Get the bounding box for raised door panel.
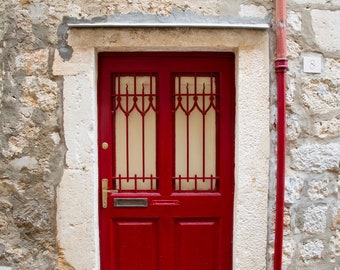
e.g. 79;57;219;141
111;219;159;270
174;219;219;270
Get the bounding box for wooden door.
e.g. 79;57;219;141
98;52;235;270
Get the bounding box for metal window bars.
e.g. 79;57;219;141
111;72;220;193
112;73;158;192
173;73;219;192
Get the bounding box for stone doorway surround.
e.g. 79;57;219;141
53;27;270;269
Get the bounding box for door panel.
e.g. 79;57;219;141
174;219;219;270
98;52;235;270
112;219;159;270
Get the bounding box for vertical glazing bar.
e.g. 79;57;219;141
115;75;121;189
133;74;139;181
194;174;198;191
148;74;153;189
214;74;220;188
118;174;122;191
151;75;155;190
134;174;137;191
211;74;217;188
202;79;206;179
125;77;130;179
179;174;182;191
142;78;145;178
185;77;190;179
150;174;153;190
175;74;188;191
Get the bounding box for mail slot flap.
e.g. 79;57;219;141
114;198;148;208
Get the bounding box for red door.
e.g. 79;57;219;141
98;52;235;270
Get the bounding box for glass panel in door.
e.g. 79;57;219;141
173;73;219;192
113;74;158;192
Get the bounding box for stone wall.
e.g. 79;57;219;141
279;0;340;269
0;0;339;269
0;1;65;269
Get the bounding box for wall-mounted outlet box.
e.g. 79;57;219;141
303;56;322;74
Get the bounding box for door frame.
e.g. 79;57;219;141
55;27;270;270
97;52;235;269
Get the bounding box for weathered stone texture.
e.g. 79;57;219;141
287;11;302;33
283;0;340;268
0;0;339;269
301;77;339;115
0;1;272;268
308;178;329;201
311;10;340;53
313;117;340;139
0;1;64;269
302;205;328;234
330;230;340;262
285;174;304;204
291;142;340;173
282;237;295;267
299;239;324;265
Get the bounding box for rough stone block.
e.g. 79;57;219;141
308;178;329;200
284;207;291;235
287;114;301;141
0;212;8;231
21;77;59;112
299;239;324;265
302;205;328;234
311;10;340;52
290;142;340;173
332;202;340;229
0;199;13;210
287;11;302;32
2;136;28;158
282;237;295;266
313;118;340;139
9;156;38;171
302;78;339;115
286;76;298;106
290;0;332;3
0;180;21;197
113;1;221;16
239;4;268;18
330;230;340;262
324;58;340;80
285;175;304;204
287;38;301;60
15;49;49;76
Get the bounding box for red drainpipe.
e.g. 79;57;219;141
274;0;288;270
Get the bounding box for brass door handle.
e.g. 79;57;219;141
101;179;118;208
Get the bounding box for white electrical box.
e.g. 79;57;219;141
303;56;322;74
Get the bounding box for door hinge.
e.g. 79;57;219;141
101;178;118;208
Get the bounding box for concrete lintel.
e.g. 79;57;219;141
67;22;269;29
65;9;270;30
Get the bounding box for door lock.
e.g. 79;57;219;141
101;142;109;150
101;178;118;208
